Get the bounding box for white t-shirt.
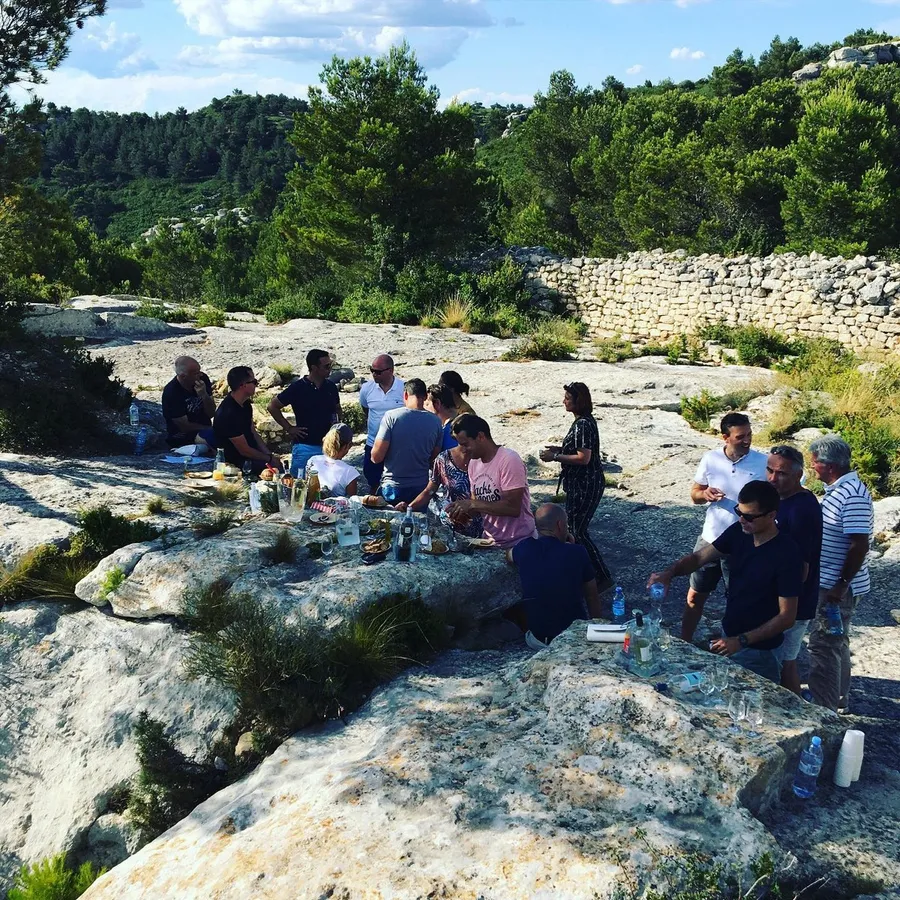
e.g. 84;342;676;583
306;455;359;496
820;471;873;595
359;377;405;447
693;447;768;543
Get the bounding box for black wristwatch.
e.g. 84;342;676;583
738;633;750;649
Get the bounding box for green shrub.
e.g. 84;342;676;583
697;321;795;368
776;337;856;391
264;277;345;323
144;497;168;515
336;287;419;325
0;545;63;603
340;402;367;434
394;260;460;312
68;506;159;562
192;511;236;538
835;414;900;497
270;363;295;382
264;293;321;323
7;853;105;900
134;301;191;323
762;393;835;442
195;306;226;328
127;712;225;841
595;337;635;364
99;566;126;600
501;318;581;361
680;390;720;431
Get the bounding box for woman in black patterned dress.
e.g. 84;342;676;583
540;382;613;591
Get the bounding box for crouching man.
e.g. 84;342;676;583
648;480;802;683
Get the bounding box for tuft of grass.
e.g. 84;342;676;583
0;544;93;604
680;390;719;432
595;336;635;364
759;392;835;443
68;506;159;562
99;566;126;600
192;511;236;538
439;291;473;330
194;306;226;328
501;318;582;362
340;402;367;435
697;321;796;368
145;496;168;515
264;529;297;565
271;363;295;383
7;853;106;900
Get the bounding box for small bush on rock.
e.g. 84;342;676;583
194;306;226;328
340;402;366;434
595;337;635;363
0;544;93;604
7;853;105;900
336;287;419;325
192;510;236;538
68;506;159;562
502;318;581;361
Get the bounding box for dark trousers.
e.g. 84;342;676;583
564;472;613;589
363;444;384;493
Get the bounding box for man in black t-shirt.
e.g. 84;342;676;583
214;366;283;475
649;480;802;683
161;356;216;448
267;348;341;477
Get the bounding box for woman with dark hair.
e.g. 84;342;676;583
438;370;475;416
540;382;613;591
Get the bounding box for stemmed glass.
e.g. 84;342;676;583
743;692;763;738
657;628;672;664
727;693;746;735
712;663;731;696
698;670;717;706
320;534;334;558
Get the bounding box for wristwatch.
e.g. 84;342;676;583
738;633;750;649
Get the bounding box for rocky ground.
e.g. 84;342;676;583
2;311;899;896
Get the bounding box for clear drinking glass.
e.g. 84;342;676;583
698;671;717;705
657;628;672;663
743;692;763;738
727;693;746;734
320;534;334;558
712;663;731;695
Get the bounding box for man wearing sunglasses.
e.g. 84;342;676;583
214;366;283;476
648;480;802;683
359;354;404;491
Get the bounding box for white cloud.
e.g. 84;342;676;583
117;49;160;73
626;64;644;74
10;67;310;113
670;46;705;60
447;87;533;107
86;21;140;53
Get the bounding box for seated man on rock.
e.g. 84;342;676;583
213;366;283;475
161;356;216;449
507;503;601;650
648;479;802;683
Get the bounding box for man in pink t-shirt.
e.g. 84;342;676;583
447;414;537;549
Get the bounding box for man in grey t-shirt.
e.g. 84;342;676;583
370;378;443;504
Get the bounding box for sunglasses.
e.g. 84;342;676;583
733;505;771;522
243;379;259;386
370;367;392;375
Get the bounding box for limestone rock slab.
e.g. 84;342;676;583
82;629;844;900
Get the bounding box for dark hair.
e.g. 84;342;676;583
405;378;427;399
427;383;455;410
720;412;750;435
227;366;253;391
564;382;593;416
439;370;469;396
452;413;492;442
738;479;780;514
769;445;804;472
306;348;330;370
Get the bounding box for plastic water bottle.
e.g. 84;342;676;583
612;586;626;624
792;736;824;798
129;402;140;426
825;604;844;636
134;425;149;455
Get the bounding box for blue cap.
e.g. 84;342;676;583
811;736;822;746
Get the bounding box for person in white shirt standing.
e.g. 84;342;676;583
358;354;404;493
682;412;768;641
808;435;874;713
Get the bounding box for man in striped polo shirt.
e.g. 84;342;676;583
808;435;874;713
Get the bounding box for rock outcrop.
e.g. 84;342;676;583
82;627;844;900
792;41;900;83
21;303;179;340
0;602;234;892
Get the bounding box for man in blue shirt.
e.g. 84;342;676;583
649;480;802;683
508;503;601;649
767;445;823;695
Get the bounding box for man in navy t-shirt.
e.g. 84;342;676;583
767;445;823;694
509;503;601;648
649;480;802;683
161;356;216;448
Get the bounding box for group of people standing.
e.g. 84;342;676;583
162;351;875;713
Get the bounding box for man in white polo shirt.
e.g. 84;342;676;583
681;412;768;641
359;354;404;492
808;434;874;713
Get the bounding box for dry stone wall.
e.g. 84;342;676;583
514;248;900;351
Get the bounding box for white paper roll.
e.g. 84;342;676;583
852;750;863;782
586;624;627;643
833;750;856;788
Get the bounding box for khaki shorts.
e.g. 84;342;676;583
689;536;731;594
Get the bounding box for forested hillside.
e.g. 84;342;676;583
35;92;307;239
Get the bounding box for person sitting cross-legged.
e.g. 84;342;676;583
648;479;802;684
507;503;601;650
213;366;283;476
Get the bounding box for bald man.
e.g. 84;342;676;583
161;356;216;448
359;353;405;491
507;503;602;649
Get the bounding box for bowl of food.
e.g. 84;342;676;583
309;512;337;525
362;536;391;554
423;538;449;555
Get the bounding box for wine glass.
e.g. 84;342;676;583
657;628;672;664
712;663;731;696
743;693;763;738
320;534;334;558
727;693;746;735
698;670;717;706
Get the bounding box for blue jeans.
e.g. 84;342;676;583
290;443;322;478
731;647;781;684
363;444;384;493
379;482;426;505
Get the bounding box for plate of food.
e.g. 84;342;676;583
422;538;449;555
309;512;337;525
467;537;496;549
362;537;391;554
185;471;212;480
362;495;388;509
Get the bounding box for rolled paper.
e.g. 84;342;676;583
833;749;855;788
586;624;626;643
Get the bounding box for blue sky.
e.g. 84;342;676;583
12;0;900;114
